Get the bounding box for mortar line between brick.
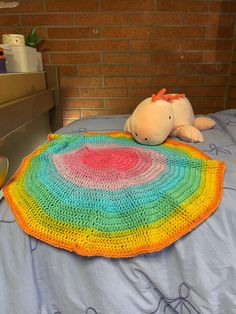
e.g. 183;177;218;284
43;0;46;12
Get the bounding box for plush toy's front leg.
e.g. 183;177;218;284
171;125;204;143
124;117;132;133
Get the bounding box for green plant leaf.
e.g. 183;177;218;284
25;27;43;47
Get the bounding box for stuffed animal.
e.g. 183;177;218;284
124;88;215;145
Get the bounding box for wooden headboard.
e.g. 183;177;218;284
0;65;63;180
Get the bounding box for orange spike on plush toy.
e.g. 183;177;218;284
164;93;185;101
151;88;166;102
151;88;185;102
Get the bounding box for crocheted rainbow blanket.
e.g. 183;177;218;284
4;131;225;258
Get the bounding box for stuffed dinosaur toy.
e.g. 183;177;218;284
124;88;215;145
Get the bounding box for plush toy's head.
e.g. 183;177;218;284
127;88;185;145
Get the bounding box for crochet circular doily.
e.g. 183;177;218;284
4;131;225;258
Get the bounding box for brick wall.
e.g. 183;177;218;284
226;22;236;109
1;0;236;126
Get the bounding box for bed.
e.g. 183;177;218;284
0;71;236;313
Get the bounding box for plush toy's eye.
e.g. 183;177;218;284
169;116;171;119
145;138;148;141
135;132;138;136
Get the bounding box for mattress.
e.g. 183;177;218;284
0;109;236;314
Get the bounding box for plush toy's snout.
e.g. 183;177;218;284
131;128;171;146
125;96;174;145
132;131;154;145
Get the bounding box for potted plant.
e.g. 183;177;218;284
24;27;42;48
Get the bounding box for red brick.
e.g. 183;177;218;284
50;53;101;64
206;26;234;38
0;27;16;38
39;40;82;52
59;66;78;76
63;99;104;109
204;76;227;86
129;77;206;90
155;26;205;38
175;76;205;87
231;64;236;74
150;76;205;89
130;39;181;50
79;64;128;76
128;13;182;25
228;87;236;98
183;86;225;97
80;88;128;98
102;27;154;39
209;1;236;13
41;40;129;52
22;14;74;26
48;27;100;39
232;51;236;62
74;39;129;51
226;98;236;109
0;15;20;26
103;53;151;64
156;0;209;12
61;77;102;87
203;51;232;63
0;1;44;13
76;14;129;26
42;53;50;65
101;0;154;11
191;97;224;108
183;14;235;26
180;64;229;74
104;77;152;87
159;80;184;90
46;0;99;12
61;87;80;98
64;109;81;119
130;64;178;75
229;75;236;86
181;39;232;51
153;52;203;63
192;105;224;114
130;88;160;98
190;97;225;113
104;99;139;111
81;108;132;118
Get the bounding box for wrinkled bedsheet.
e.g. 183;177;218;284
0;109;236;314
